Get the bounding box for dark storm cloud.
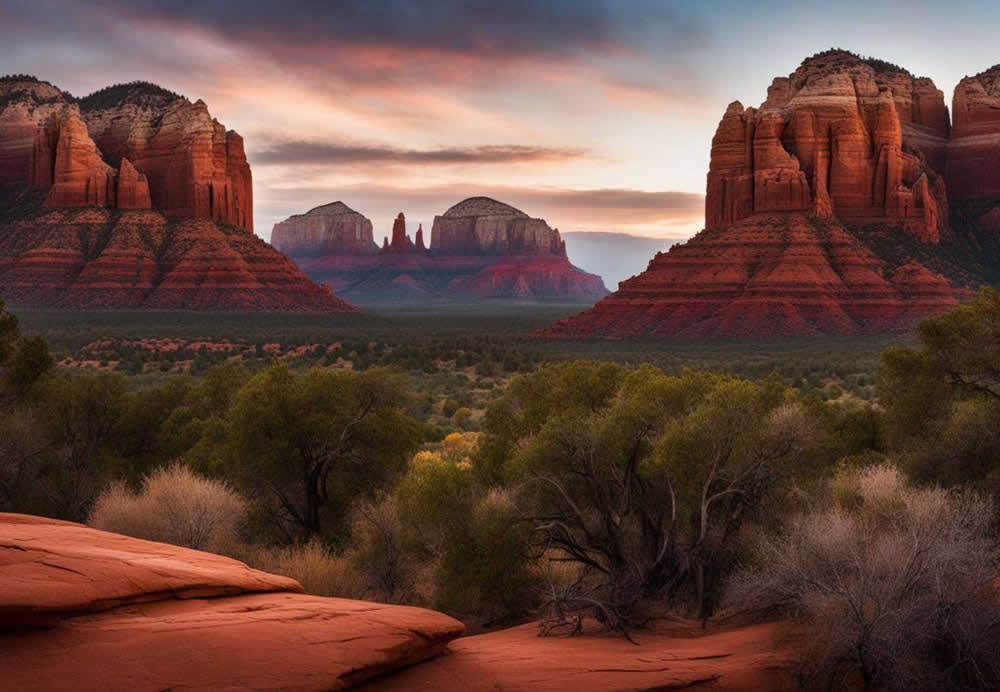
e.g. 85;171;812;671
83;0;702;62
252;140;589;166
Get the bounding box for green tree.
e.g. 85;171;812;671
226;363;422;542
484;363;822;631
879;287;1000;492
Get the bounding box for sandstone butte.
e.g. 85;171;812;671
271;197;608;301
541;50;1000;339
1;512;805;691
0;76;354;311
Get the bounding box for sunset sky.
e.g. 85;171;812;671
4;0;1000;244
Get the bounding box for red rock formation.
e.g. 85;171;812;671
385;211;417;253
948;65;1000;200
539;214;968;339
276;198;607;301
0;78;69;186
43;113;116;208
368;619;803;691
116;157;151;210
0;207;357;312
706;50;950;245
0;513;464;689
271;201;377;256
1;78;252;231
81;86;254;232
431;197;569;256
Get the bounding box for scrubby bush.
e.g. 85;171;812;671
239;540;361;598
89;464;247;553
727;464;1000;691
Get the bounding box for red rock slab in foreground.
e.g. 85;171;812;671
0;513;301;627
0;593;465;691
367;620;802;691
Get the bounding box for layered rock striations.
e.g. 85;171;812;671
541;214;967;338
1;77;252;232
541;51;988;339
274;197;607;301
0;76;353;311
271;201;377;256
706;50;950;245
0;206;356;311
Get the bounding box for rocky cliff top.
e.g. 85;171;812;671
78;81;188;112
0;75;71;109
295;201;365;218
442;196;528;218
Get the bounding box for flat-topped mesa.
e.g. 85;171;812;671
272;197;606;301
431;196;569;256
271;201;377;256
948;65;1000;200
0;77;253;232
706;50;950;244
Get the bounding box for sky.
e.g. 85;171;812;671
3;0;1000;244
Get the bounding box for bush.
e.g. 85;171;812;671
238;540;361;598
89;464;247;553
727;464;1000;691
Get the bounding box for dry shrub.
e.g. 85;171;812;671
89;464;246;553
727;464;1000;691
347;493;427;605
237;540;362;598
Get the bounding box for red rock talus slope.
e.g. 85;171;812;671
0;205;356;311
0;513;464;690
0;77;252;232
541;214;967;339
948;65;1000;201
276;197;607;301
368;620;802;691
707;50;950;245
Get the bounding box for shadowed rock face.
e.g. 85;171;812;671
1;77;252;233
706;50;950;245
272;197;607;301
0;513;465;689
948;65;1000;200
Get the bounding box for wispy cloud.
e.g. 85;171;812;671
252;141;590;166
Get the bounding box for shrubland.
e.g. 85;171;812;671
0;290;999;684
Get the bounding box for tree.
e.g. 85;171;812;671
483;363;821;633
879;288;1000;493
38;372;127;520
226;364;422;542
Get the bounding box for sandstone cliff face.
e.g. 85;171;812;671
0;206;355;312
0;78;252;232
948;65;1000;200
275;198;606;301
431;197;568;256
706;50;950;245
271;201;377;256
540;214;968;339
